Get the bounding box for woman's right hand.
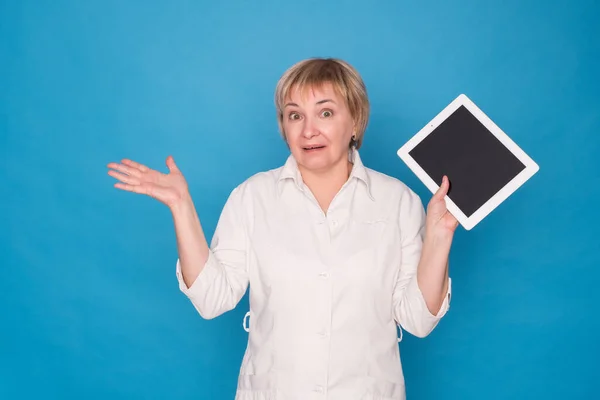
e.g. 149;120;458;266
107;155;190;210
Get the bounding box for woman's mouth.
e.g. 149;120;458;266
303;145;326;151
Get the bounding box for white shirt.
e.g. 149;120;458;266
176;149;451;400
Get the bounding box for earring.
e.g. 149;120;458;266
350;134;357;148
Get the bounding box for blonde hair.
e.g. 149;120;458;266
274;58;370;149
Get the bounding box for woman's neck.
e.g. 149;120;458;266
299;157;353;214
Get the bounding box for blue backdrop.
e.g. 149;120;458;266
2;0;598;398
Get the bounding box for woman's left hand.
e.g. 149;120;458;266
426;175;459;237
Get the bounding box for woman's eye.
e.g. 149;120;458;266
288;112;301;120
321;110;333;118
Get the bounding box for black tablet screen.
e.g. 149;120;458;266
408;105;526;217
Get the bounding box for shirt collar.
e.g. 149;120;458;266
277;153;305;192
277;148;374;201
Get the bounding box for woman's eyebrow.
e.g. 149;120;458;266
316;99;335;105
284;99;336;108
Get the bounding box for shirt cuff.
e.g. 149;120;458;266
409;276;452;320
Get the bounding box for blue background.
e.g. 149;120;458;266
2;0;599;398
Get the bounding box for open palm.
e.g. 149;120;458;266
107;156;189;209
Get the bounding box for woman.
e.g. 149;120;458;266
107;58;457;400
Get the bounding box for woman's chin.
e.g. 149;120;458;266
299;158;334;173
293;147;347;173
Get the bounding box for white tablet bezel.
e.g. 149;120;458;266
397;93;539;230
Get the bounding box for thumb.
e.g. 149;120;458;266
434;175;450;200
166;155;179;173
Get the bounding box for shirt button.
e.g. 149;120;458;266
319;271;329;278
314;385;324;393
331;219;338;226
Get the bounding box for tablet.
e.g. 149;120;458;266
397;94;539;230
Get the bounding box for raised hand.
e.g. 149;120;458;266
107;156;190;210
425;175;459;237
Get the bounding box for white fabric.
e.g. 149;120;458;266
176;150;451;400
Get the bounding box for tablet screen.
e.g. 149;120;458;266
408;105;526;217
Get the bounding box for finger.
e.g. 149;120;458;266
114;182;148;195
108;170;140;186
434;175;449;200
107;162;142;179
443;210;459;230
166;155;179;173
121;159;149;173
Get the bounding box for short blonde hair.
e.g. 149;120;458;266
274;58;370;149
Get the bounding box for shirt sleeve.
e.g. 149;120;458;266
392;186;451;338
175;186;249;320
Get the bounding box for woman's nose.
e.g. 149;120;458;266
301;117;319;138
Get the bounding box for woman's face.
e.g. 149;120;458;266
282;82;355;174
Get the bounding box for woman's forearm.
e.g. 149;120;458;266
170;193;210;288
417;231;452;315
